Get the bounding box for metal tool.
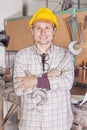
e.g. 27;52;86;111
67;15;76;41
31;50;71;106
31;89;48;106
79;92;87;107
0;30;9;47
25;71;48;106
68;41;82;55
82;65;87;81
57;49;71;70
67;15;83;55
61;0;74;10
77;22;82;43
84;15;87;29
2;104;17;125
0;31;9;88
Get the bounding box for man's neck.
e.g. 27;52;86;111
36;43;52;53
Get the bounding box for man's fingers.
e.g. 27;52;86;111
24;70;33;77
15;77;22;80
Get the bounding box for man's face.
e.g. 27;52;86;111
31;21;56;46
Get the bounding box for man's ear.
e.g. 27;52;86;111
53;28;57;35
31;28;34;35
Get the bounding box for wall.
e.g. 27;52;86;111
0;0;87;30
22;0;62;15
0;0;62;30
0;0;22;30
22;0;87;16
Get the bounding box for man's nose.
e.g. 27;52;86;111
41;28;46;35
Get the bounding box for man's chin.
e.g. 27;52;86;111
39;41;50;45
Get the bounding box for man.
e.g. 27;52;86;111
13;8;74;130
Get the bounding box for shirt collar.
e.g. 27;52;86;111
33;44;54;55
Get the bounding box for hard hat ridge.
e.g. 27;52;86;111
29;8;59;29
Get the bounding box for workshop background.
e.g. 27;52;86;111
0;0;87;130
0;0;87;30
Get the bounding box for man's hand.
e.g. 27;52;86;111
14;71;37;90
47;68;61;77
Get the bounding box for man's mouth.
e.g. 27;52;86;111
39;36;48;40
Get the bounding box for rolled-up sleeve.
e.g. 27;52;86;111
37;73;50;90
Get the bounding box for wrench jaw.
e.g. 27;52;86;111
31;89;48;106
68;41;82;55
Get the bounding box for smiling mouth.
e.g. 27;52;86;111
39;36;48;40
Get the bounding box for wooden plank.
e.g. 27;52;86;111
0;98;3;130
5;13;71;51
71;86;87;95
0;86;20;106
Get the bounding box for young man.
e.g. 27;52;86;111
13;8;74;130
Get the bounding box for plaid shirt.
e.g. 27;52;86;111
13;44;74;130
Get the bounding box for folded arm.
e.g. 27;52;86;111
13;51;74;96
48;52;75;91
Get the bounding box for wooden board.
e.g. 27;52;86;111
75;11;87;66
75;11;87;85
5;13;71;51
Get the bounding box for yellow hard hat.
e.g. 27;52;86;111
29;8;59;29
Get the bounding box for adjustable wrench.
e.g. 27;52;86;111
31;88;48;106
67;15;82;55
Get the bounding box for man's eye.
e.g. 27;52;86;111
46;26;52;30
35;27;41;30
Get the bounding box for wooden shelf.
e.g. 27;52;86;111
71;85;87;95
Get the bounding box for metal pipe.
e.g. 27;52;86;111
78;0;80;9
46;0;48;8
